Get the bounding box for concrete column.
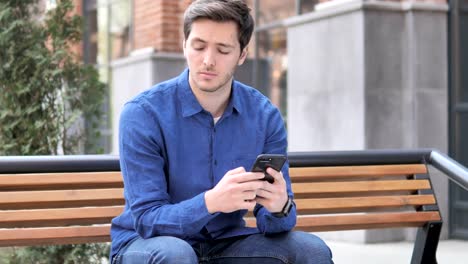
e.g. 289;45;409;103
110;49;187;153
286;0;448;242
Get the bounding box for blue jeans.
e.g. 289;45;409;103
112;231;333;264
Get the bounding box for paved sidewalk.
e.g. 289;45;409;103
326;239;467;263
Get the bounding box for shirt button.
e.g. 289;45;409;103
214;160;217;166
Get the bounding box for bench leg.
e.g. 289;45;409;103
411;221;442;264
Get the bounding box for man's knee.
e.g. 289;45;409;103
117;236;197;264
152;236;197;263
289;231;333;263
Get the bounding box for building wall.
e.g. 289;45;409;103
287;9;366;151
286;0;449;242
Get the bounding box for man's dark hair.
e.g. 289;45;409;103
183;0;254;52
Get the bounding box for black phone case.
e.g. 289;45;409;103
251;154;287;183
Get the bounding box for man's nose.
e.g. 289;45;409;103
203;50;216;67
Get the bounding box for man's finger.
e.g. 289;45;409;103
266;167;284;183
255;188;272;199
233;172;265;183
237;179;265;192
242;190;257;200
255;196;268;207
226;166;246;176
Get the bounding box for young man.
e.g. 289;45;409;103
110;0;333;263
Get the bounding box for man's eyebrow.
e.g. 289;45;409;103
191;37;234;49
192;37;206;44
217;43;235;49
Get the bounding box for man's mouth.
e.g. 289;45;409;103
199;71;217;78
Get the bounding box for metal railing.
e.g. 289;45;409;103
428;150;468;191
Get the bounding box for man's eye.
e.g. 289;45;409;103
219;50;230;55
193;46;204;51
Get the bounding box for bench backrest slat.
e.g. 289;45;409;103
0;206;124;228
0;226;111;247
295;195;436;214
292;180;431;195
0;189;124;210
0;172;123;191
289;164;427;180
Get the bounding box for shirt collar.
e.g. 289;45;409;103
177;68;243;118
177;69;203;117
224;80;243;116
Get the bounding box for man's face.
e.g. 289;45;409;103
183;19;247;94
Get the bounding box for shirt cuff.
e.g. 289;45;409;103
256;206;297;233
193;191;219;220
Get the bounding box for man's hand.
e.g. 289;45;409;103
205;167;265;214
255;167;288;213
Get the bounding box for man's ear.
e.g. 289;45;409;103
238;47;248;66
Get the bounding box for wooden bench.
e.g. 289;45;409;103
0;156;122;246
0;150;446;263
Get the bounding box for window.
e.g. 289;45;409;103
249;0;319;117
83;0;132;153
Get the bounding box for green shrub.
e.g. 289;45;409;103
0;0;105;155
4;244;110;264
0;0;108;262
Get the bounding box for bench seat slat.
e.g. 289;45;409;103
245;211;441;232
0;225;111;247
0;189;124;210
289;164;427;180
295;194;436;214
0;206;124;228
0;172;123;191
292;180;431;195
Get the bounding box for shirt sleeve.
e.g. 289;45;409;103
253;106;297;234
119;102;217;239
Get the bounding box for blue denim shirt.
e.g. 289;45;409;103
110;69;296;259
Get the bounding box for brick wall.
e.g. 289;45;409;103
131;0;447;53
133;0;192;52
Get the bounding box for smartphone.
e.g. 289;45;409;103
251;154;287;183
